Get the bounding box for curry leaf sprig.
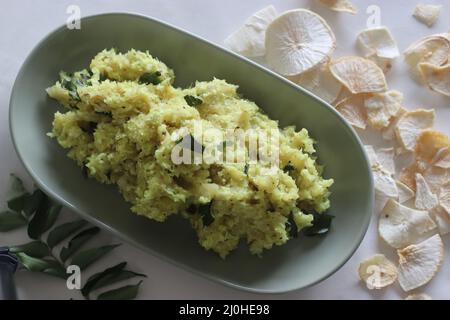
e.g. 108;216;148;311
0;174;146;300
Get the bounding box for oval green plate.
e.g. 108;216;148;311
9;13;373;293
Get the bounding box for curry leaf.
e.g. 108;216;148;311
81;262;127;297
6;174;29;212
70;244;121;270
47;220;87;248
82;262;146;298
199;202;214;227
0;211;27;231
138;71;161;85
59;226;100;262
303;213;335;237
9;241;49;258
1;175;145;299
15;252;51;271
95;111;112;117
16;253;66;279
99;73;107;82
23;189;45;217
7;194;30;213
27;196;61;239
286;213;298;239
96;281;143;300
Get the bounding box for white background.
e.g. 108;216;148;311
0;0;449;300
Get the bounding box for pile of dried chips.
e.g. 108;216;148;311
224;4;448;299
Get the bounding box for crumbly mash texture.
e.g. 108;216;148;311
47;49;334;258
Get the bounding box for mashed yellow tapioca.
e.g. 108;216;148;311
47;49;334;258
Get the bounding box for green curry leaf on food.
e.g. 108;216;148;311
303;213;335;237
199;202;214;227
59;226;100;262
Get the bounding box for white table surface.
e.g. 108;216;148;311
0;0;449;300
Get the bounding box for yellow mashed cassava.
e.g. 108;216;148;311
47;49;334;258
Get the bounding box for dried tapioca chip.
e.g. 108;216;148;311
379;199;436;249
358;254;397;289
413;4;442;27
398;234;444;292
395;109;435;152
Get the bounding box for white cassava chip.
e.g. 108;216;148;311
399;160;438;192
265;9;336;76
376;147;396;175
415;173;439;210
379;199;436;249
330;56;388;94
419;62;450;97
288;62;342;103
365;145;395;174
364;90;403;129
399;163;419;191
316;0;357;14
367;53;394;73
397;180;415;204
224;6;278;57
335;94;367;129
357;27;399;60
398;234;444;292
333;86;354;107
440;181;450;216
405;293;432;300
365;145;398;198
413;4;442;27
358;254;398;289
395;109;435;152
375;194;390;215
373;167;398;198
404;35;450;81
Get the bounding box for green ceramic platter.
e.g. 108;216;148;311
9;13;373;293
